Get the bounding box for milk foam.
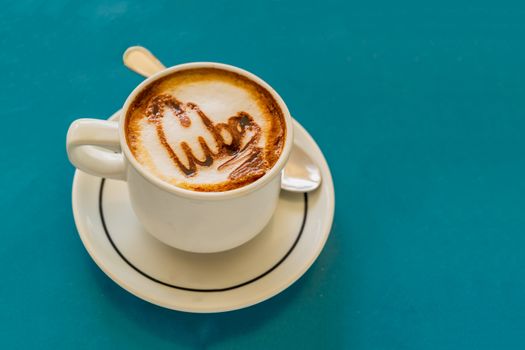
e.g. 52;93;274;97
128;72;282;190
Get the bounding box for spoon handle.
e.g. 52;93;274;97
123;46;166;78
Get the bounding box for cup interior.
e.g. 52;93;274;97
118;62;294;200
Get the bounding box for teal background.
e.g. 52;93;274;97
2;1;525;349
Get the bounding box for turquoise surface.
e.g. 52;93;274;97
2;1;525;349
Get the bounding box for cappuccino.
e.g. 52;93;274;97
126;68;286;192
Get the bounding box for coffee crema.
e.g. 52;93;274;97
126;68;286;192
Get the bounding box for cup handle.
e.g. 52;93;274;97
66;118;126;180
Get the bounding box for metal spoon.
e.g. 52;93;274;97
123;46;321;193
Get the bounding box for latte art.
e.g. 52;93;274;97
145;95;265;179
126;68;286;192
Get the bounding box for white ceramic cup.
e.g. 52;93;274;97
66;62;293;253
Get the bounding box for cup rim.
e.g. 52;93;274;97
118;62;294;200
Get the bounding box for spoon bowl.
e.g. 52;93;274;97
281;145;322;192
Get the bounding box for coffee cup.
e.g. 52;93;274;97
67;62;293;253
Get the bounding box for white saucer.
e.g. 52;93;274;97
72;112;335;313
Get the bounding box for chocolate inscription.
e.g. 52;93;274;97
145;94;266;179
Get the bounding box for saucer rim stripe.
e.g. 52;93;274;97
98;178;308;292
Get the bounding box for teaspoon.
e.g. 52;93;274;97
123;46;321;193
